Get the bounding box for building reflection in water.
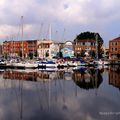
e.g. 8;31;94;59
2;69;72;82
72;67;103;90
0;68;120;120
109;65;120;90
3;70;37;81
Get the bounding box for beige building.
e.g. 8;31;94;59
37;39;59;59
37;39;53;58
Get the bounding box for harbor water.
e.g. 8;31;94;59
0;66;120;120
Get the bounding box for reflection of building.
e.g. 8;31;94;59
109;37;120;59
2;40;37;58
109;68;120;89
37;71;59;81
3;70;37;81
72;68;103;90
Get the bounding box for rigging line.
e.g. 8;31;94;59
37;23;44;40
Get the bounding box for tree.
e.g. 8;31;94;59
74;31;104;58
59;51;63;58
28;53;33;59
80;50;85;57
45;50;49;57
89;50;96;58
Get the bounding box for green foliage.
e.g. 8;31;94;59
4;53;8;59
45;50;49;57
89;50;96;58
59;51;63;58
80;50;85;57
28;53;33;59
19;51;22;57
74;31;104;58
75;31;103;45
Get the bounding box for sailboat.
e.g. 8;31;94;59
12;16;38;69
38;24;57;69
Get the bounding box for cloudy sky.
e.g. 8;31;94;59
0;0;120;46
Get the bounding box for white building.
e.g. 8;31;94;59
37;39;53;58
49;43;60;58
37;40;59;59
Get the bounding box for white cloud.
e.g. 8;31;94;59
0;0;120;41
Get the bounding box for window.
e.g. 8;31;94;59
83;42;85;45
115;48;117;51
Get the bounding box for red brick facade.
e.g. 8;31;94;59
74;39;96;57
109;37;120;59
2;40;37;58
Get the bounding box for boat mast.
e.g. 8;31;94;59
95;33;99;60
48;23;52;58
21;16;24;59
49;23;52;41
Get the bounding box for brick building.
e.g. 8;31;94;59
109;37;120;59
109;67;120;89
74;39;96;57
2;40;37;58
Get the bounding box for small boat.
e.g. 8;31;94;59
24;62;38;69
67;61;78;67
39;67;58;72
38;60;57;68
73;65;87;71
94;59;109;66
77;59;88;66
12;62;25;69
0;60;6;68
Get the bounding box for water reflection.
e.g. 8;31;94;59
2;69;73;82
109;65;120;90
0;67;120;120
72;67;103;90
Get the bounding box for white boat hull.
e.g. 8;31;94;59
38;63;57;68
24;63;38;68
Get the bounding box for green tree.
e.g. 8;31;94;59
45;50;49;57
28;53;33;59
89;50;96;58
59;51;63;58
80;50;85;57
74;31;104;58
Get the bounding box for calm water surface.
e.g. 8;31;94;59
0;66;120;120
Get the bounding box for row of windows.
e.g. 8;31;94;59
76;42;96;46
111;48;118;51
38;45;49;48
111;42;117;46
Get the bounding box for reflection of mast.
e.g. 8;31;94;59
20;80;23;119
10;80;22;120
95;69;98;96
48;73;51;111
